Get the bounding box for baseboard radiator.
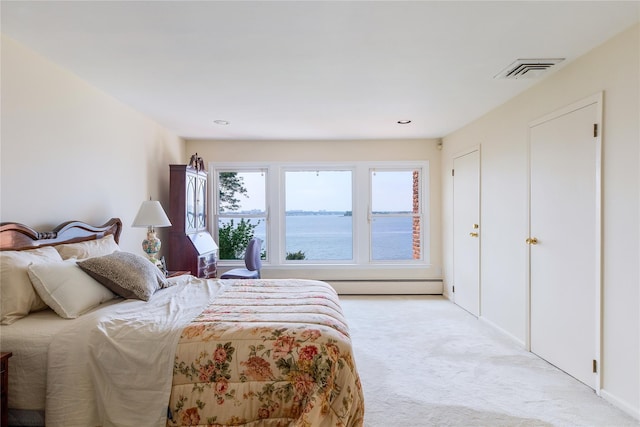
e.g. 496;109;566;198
325;279;443;295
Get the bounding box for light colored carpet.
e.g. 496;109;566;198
339;295;639;427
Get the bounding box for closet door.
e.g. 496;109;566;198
453;149;480;316
529;94;601;390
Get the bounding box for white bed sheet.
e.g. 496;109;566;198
0;299;121;410
0;274;213;415
45;275;222;427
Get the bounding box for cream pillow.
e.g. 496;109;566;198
54;234;120;260
27;259;116;319
77;252;168;301
0;246;63;325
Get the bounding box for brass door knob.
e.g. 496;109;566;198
526;237;538;245
469;232;479;238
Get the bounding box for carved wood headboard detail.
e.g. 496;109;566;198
0;218;122;251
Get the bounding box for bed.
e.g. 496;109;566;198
0;218;365;427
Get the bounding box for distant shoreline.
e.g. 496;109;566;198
236;210;411;216
286;211;349;216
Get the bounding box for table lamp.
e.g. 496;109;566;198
132;199;172;266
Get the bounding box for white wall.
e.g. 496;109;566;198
1;35;186;255
441;24;639;417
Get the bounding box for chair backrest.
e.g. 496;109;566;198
244;238;262;272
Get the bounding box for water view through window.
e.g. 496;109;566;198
370;169;422;261
215;163;427;264
248;215;415;261
284;170;352;260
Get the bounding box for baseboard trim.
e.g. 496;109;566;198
478;319;639;421
600;389;640;421
479;315;527;348
328;280;443;295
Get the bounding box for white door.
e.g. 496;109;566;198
453;149;480;316
529;95;601;389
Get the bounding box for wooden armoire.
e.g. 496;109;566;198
166;164;217;278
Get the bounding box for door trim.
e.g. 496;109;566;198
452;145;481;161
452;145;481;316
526;92;603;393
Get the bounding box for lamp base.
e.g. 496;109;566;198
142;228;162;267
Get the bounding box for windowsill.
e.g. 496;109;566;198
216;263;442;281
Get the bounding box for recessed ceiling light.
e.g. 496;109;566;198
397;120;412;124
213;120;230;125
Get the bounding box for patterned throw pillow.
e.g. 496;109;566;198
77;252;168;301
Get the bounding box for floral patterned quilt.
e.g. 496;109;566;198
167;279;365;427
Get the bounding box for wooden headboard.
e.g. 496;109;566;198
0;218;122;251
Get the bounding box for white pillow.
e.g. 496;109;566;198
0;246;62;325
54;234;120;260
28;259;116;319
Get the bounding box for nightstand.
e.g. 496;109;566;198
1;352;12;427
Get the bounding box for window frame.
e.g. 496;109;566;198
210;161;430;268
369;167;426;264
213;167;269;263
281;166;355;265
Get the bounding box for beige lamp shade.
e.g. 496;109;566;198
132;200;172;228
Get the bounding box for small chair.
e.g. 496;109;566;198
220;238;262;279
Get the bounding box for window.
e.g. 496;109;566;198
284;170;353;261
216;170;267;261
370;169;423;261
212;162;428;267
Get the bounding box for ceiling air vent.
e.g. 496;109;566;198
494;58;564;79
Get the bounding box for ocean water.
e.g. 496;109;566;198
249;214;416;261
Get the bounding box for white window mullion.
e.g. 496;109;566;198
354;164;371;264
273;165;286;264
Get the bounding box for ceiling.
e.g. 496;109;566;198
2;1;638;141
